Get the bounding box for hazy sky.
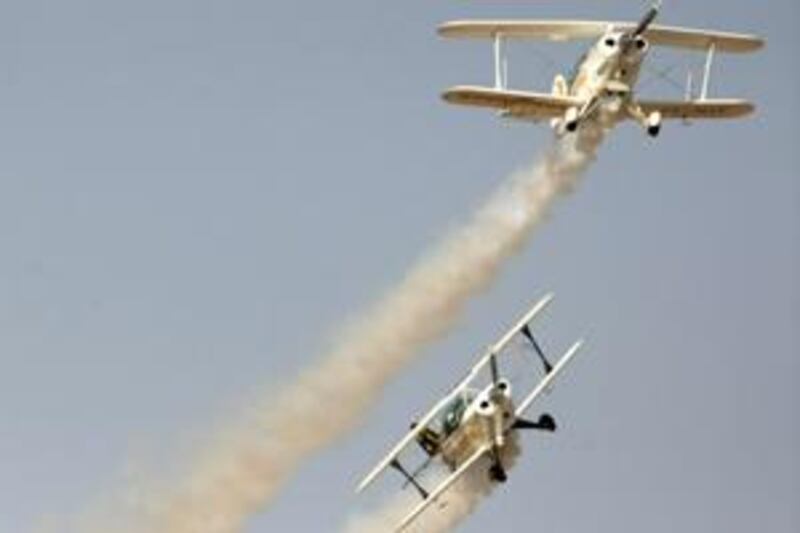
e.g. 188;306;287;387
0;1;797;532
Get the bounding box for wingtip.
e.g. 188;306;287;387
535;292;556;313
560;339;585;362
748;35;766;51
437;20;473;38
437;20;460;38
529;292;555;318
441;87;459;103
355;476;372;495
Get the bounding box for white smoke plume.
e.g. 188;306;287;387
99;127;606;533
345;435;522;533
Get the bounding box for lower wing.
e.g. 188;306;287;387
637;99;755;120
515;340;583;420
395;445;490;532
443;86;582;119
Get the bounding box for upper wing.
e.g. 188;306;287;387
356;294;555;494
395;445;491;532
638;99;755;120
439;20;612;42
637;25;763;53
443;86;581;119
488;293;554;355
438;21;763;53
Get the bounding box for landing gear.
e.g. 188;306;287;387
646;111;663;138
512;413;557;432
560;106;582;135
628;103;662;139
489;462;508;483
487;439;509;483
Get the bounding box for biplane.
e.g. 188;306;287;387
439;2;764;137
356;294;583;531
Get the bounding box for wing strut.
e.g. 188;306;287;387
493;33;507;90
521;324;553;374
701;42;716;100
390;459;429;500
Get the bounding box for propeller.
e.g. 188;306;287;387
489;353;500;388
621;1;661;52
632;1;661;39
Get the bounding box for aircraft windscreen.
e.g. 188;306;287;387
439;390;476;436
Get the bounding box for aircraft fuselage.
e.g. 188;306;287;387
556;29;653;133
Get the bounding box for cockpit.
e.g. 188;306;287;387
438;389;477;437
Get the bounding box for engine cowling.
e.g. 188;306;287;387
476;396;497;417
496;379;512;399
634;36;650;55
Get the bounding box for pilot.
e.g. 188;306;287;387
409;421;443;456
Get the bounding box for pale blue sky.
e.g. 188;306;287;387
0;1;797;532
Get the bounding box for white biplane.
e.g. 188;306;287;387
356;294;583;531
439;2;764;137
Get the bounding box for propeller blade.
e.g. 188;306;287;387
489;353;500;387
633;1;661;38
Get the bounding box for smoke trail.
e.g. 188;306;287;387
345;436;521;533
120;127;607;533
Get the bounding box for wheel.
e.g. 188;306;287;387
489;464;508;483
538;413;557;432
